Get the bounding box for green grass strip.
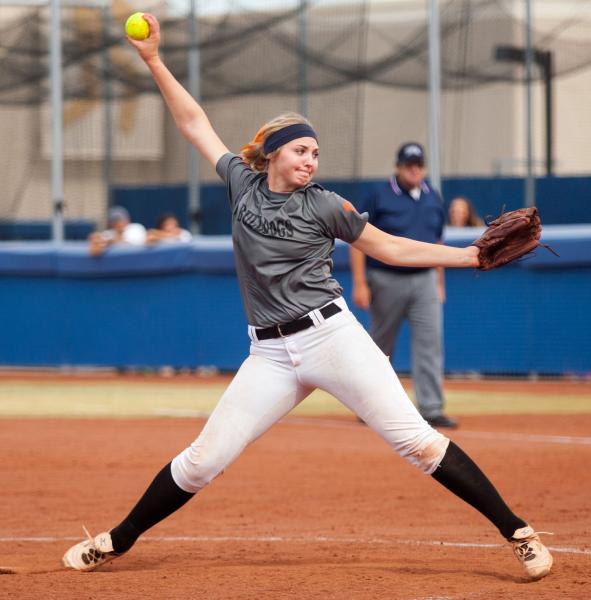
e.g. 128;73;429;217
0;381;589;418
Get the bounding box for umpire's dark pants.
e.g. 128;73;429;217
367;267;445;419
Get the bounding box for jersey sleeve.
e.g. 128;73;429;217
312;190;368;243
216;153;259;209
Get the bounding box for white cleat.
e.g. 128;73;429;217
510;525;553;580
62;526;119;572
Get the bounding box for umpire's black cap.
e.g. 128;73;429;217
396;142;426;166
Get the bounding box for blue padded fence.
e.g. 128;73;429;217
0;226;589;375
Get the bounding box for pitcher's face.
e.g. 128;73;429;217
269;137;319;190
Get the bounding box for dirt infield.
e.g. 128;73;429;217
1;413;590;599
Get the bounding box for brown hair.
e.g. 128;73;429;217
449;196;484;227
241;112;315;172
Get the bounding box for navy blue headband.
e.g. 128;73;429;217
263;123;318;155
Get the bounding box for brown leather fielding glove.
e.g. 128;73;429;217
473;207;554;271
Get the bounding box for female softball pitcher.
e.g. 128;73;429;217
63;13;552;580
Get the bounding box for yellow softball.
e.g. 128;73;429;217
125;12;150;41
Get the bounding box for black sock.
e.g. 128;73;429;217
431;441;527;539
109;462;194;554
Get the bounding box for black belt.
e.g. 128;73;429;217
255;302;342;341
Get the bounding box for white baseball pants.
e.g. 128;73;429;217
171;297;448;493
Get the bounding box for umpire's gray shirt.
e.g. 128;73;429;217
216;153;367;327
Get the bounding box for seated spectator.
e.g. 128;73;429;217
448;196;484;227
88;206;147;256
146;213;193;244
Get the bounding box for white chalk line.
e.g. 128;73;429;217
453;430;591;446
152;411;591;447
283;416;591;446
0;534;589;556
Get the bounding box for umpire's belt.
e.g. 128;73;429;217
254;302;342;341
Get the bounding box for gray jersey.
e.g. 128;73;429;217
216;153;367;327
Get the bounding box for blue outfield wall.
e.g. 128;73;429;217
0;227;589;375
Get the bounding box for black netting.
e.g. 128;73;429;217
1;1;590;105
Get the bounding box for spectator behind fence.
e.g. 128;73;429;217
88;206;147;257
448;196;484;227
147;213;193;244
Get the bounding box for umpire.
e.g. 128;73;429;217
350;142;456;428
